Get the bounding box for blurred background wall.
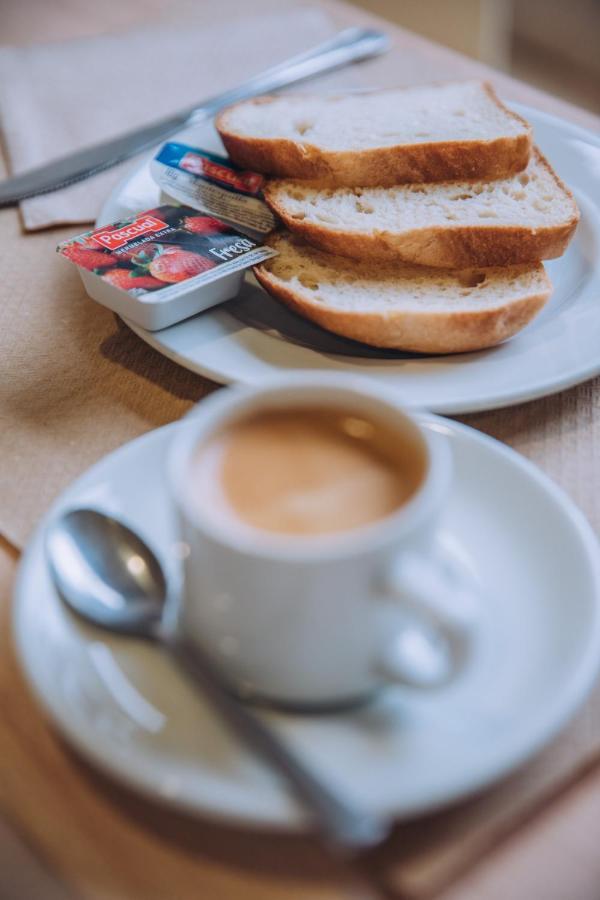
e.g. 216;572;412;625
347;0;600;113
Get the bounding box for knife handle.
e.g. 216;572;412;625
185;27;391;124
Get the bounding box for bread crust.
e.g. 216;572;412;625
264;152;579;268
217;84;533;187
253;256;552;355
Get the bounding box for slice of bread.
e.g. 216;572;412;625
253;232;552;354
264;149;579;268
217;81;532;187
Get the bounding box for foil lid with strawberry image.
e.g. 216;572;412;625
56;205;278;331
57;204;277;298
151;143;277;237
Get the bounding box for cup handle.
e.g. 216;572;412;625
373;550;479;688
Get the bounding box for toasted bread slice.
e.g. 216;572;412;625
254;232;552;354
264;150;579;268
217;81;532;187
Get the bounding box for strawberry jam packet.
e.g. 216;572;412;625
57;204;278;331
151;142;276;236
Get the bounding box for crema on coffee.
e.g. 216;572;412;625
190;406;426;538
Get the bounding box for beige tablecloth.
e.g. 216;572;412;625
2;1;600;897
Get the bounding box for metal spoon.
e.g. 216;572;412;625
45;507;389;849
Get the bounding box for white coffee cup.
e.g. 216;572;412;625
167;374;478;709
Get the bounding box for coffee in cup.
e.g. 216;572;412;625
189;405;426;539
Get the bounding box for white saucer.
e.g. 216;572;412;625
14;417;600;829
98;104;600;414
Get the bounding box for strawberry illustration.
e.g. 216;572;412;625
102;269;163;291
62;243;118;269
183;216;229;235
118;242;161;263
149;247;215;283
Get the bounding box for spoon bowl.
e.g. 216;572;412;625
46;508;166;635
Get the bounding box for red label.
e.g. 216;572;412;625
91;216;168;250
180;152;263;194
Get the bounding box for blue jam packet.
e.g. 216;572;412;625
151;142;277;236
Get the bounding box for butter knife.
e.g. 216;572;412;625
0;28;389;208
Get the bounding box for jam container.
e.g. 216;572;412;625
57;204;277;331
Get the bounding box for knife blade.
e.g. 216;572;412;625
0;28;389;208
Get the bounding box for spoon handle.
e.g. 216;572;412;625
167;635;389;849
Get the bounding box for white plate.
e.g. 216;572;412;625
14;417;600;829
99;104;600;414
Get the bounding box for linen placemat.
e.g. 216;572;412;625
369;690;600;896
0;7;343;230
2;1;600;897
